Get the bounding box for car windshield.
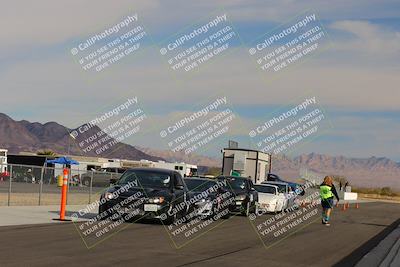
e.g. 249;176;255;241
189;168;198;176
185;179;216;192
223;177;247;190
254;185;276;194
117;170;171;188
264;183;287;193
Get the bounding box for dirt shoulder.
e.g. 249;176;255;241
358;193;400;203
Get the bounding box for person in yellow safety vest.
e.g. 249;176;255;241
320;176;340;226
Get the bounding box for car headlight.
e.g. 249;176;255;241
199;197;213;203
104;192;115;200
148;197;165;204
235;195;246;201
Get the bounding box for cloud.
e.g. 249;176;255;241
329;20;400;57
1;0;399;52
1;43;399;125
0;0;159;53
1;0;399;160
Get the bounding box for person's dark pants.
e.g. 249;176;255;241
321;198;334;223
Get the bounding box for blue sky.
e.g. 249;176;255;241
0;0;399;160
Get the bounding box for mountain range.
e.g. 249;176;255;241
141;147;400;189
0;113;399;189
0;113;161;162
271;153;400;189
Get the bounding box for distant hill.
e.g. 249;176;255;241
138;146;221;167
272;153;400;189
1;113;399;189
0;113;161;161
142;146;400;189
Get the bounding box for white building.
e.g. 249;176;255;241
0;149;7;173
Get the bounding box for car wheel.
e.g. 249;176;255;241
253;202;259;214
244;202;250;217
274;209;283;214
221;213;231;219
162;205;178;225
185;204;196;222
220;205;231;219
163;213;177;225
98;205;111;220
209;204;220;220
82;177;91;187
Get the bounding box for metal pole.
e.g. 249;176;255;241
0;163;3;182
39;166;44;206
89;171;93;204
8;165;12;206
66;167;70;205
269;153;272;174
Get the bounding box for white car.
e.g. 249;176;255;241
254;184;286;213
262;181;298;211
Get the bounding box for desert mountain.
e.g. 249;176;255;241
1;113;399;189
271;153;400;189
142;146;400;189
0;113;161;161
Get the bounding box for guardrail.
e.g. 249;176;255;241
0;163;119;206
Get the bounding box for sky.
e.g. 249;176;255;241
0;0;399;160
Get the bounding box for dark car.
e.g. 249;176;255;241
216;176;259;217
98;168;192;225
185;177;231;219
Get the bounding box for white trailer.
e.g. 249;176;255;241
222;148;271;184
153;161;198;177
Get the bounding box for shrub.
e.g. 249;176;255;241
380;187;393;196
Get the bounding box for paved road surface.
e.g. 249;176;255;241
0;202;399;267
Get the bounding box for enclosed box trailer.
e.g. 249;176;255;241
221;148;271;184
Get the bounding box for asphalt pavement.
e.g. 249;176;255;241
0;202;399;267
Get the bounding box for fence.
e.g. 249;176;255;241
0;163;120;206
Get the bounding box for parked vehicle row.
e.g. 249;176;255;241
98;168;305;225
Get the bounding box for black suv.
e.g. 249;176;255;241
216;176;259;217
99;168;191;224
